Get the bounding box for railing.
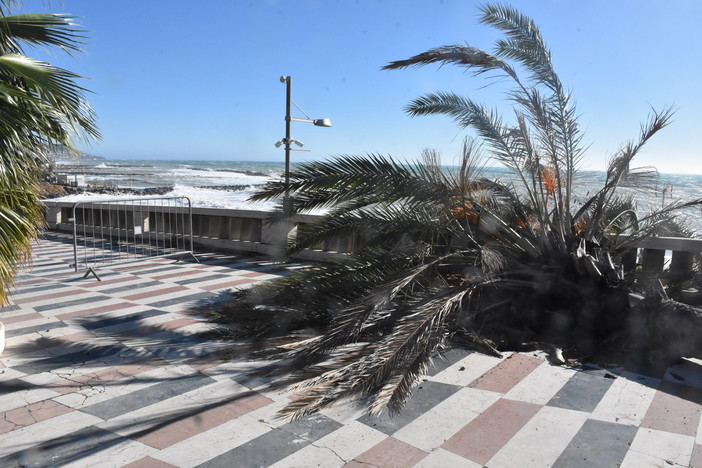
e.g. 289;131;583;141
68;197;197;279
44;201;354;263
44;200;702;275
617;236;702;277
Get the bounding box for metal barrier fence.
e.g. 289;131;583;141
71;197;197;280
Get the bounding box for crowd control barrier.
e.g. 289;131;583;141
69;197;197;280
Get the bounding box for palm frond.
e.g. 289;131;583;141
0;13;86;54
382;44;519;82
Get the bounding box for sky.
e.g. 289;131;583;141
14;0;702;174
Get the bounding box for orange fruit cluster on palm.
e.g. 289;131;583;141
542;167;557;196
450;197;480;224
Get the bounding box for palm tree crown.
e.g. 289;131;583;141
210;3;702;420
0;1;98;304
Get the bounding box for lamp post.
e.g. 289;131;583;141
277;76;331;214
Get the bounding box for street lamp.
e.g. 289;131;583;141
277;75;331;214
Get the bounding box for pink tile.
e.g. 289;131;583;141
0;312;43;325
0;400;73;434
14;288;86;304
442;398;542;464
240;271;267;278
345;437;427;468
156;317;199;330
121;456;178;468
122;285;187;301
47;358;165;394
56;331;99;343
469;353;543;393
134;393;273;449
641;381;702;436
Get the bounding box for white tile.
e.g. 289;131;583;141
394;387;501;451
60;439;157;468
0;411;103;458
503;362;577;404
3;316;59;332
620;427;694;468
97;378;249;437
590;371;659;426
487;405;588;468
664;358;702;390
241;397;293;428
52;363;193;409
414;448;482;467
429;352;505;387
0;387;60;413
269;443;346;468
152;412;273;468
0;366;25;383
320;400;368;424
272;421;387;467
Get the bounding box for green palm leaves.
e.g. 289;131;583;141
0;3;98;304
212;3;700;419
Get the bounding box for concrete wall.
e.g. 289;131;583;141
43;200;702;273
43;200;350;262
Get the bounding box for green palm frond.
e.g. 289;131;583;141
0;3;98;305
0;13;85;54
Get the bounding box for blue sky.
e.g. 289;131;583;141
15;0;702;174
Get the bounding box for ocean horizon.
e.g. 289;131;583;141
52;156;702;233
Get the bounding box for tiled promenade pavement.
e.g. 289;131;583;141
1;232;701;467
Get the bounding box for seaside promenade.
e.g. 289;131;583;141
0;232;701;467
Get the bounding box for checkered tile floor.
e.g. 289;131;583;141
1;232;701;467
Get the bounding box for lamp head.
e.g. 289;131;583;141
313;118;332;127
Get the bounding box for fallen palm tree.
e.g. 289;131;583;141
209;3;702;420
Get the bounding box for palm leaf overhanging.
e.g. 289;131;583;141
0;1;98;304
211;3;702;420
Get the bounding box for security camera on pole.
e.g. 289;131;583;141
275;76;332;215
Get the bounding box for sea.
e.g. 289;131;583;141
51;157;702;234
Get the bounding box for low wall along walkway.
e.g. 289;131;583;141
43;200;701;274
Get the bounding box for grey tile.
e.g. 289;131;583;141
0;303;21;313
34;295;111;312
0;425;126;468
4;321;67;338
29;265;74;274
12;343;135;374
200;414;342;468
80;373;216;420
357;380;462;435
98;280;163;295
426;348;472;377
14;283;69;295
547;368;617;412
552;419;638;468
147;291;217;308
175;273;230;285
0;378;39;396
